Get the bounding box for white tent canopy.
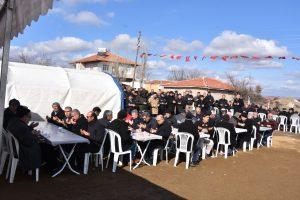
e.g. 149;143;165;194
0;0;55;47
5;62;123;119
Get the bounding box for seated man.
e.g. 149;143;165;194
193;106;203;123
46;102;65;126
74;111;106;170
140;112;157;132
195;113;214;157
130;109;143;130
147;115;172;160
3;98;20;130
178;112;201;166
164;111;178;128
261;113;278;145
216;114;237;152
236;113;254;148
98;110;113;128
7;106;58;172
109;110;136;163
68;109;88;134
92;107;102;118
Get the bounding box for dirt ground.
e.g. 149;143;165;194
1;132;300;200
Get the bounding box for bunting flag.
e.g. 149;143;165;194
139;53;300;62
185;56;190;62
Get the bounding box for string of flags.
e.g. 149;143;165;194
139;53;300;62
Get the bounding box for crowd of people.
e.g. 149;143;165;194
2;86;297;176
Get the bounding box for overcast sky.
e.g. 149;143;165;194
9;0;300;97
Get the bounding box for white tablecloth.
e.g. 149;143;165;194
131;132;162;142
235;128;247;133
259;126;273;132
36;122;89;146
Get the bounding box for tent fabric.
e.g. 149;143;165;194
5;62;122;120
0;0;54;48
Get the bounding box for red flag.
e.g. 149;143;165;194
140;53;146;58
194;56;198;60
252;56;260;60
210;55;218;61
222;56;229;61
185;56;190;62
170;54;175;59
241;55;249;59
176;55;182;60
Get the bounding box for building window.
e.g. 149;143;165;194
102;64;109;71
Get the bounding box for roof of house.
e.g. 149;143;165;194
72;51;139;66
162;77;235;91
146;80;174;85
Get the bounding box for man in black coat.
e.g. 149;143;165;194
74;111;106;170
237;113;254;148
203;91;215;111
147;115;172;159
3;99;20;130
140;112;157;132
109;110;134;152
98;110;113;128
216;114;237;150
233;94;245;113
178;112;201;166
218;94;229;110
175;94;185;115
68;109;88;134
7;106;58;172
46;102;65;126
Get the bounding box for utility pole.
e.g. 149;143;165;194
140;51;148;87
132;31;141;88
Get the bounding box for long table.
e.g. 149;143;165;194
36;122;89;177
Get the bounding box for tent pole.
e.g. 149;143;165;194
0;0;14;137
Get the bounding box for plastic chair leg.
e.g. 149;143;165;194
185;153;190;169
165;149;169;163
153;149;159;166
174;151;179;167
105;150;111;169
99;152;104;171
35;168;39;182
215;144;219;157
112;154;119;173
6;157;12;180
224;145;228;159
202;145;206;160
83;153;90;175
129;152;132;171
243;142;247;152
9;159;18;184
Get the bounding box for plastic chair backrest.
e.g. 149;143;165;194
258;113;266;121
2;129;10;152
290;117;299;126
252;126;257;140
175;132;194;152
278;116;287;125
216;127;231;145
101;129;108;150
107;129;123;153
7;131;19;159
272;115;279;121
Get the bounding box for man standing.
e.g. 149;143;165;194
233;93;245;113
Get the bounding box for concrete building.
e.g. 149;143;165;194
72;49;139;82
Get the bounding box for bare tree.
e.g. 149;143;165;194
168;68;205;81
225;73;264;104
11;51;53;66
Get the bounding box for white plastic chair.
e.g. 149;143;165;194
6;131;39;183
83;130;108;174
153;137;171;166
105;130;132;173
0;129;10;176
289;117;299;134
277;116;288;132
258;113;266;121
173;132;194;169
215;128;234;159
